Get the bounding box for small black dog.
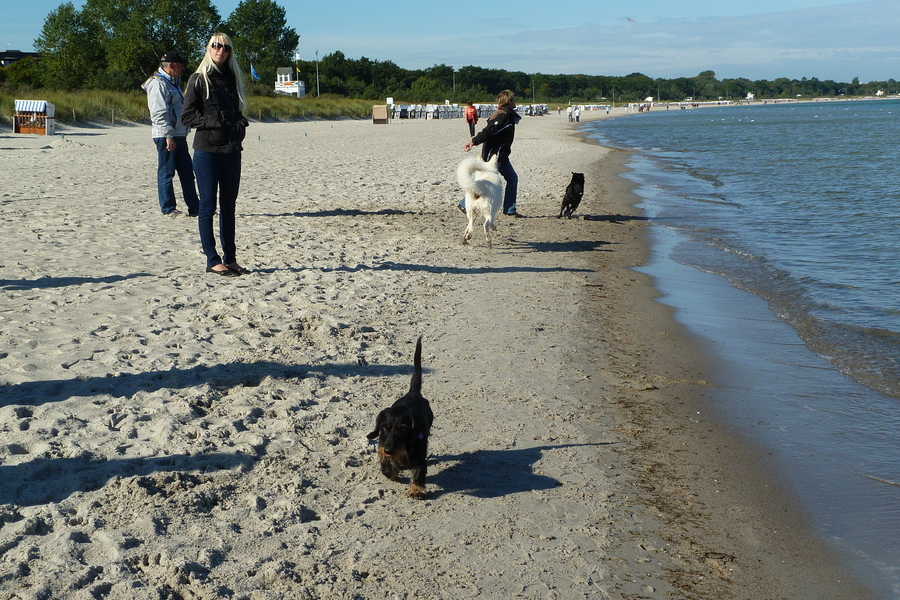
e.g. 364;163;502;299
367;337;434;498
558;172;585;218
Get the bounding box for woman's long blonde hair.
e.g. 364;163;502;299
195;32;247;110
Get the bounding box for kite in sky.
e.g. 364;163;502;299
627;17;635;22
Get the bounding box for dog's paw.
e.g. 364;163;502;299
379;461;400;481
408;484;428;499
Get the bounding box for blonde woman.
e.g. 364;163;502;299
181;33;250;276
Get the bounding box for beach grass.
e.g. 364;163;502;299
0;87;375;125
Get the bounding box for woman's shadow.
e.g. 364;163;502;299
426;443;612;499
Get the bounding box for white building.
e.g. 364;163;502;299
275;67;306;97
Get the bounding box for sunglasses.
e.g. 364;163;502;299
210;42;232;52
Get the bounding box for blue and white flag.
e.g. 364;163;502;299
250;64;260;80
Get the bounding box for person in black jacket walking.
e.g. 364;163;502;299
181;32;250;276
463;90;522;217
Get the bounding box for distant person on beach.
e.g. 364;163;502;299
574;105;581;122
181;33;250;277
465;101;478;137
461;89;523;217
567;105;573;122
142;50;199;217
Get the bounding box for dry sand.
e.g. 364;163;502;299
0;111;876;599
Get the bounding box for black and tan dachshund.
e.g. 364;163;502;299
558;172;585;218
367;337;434;498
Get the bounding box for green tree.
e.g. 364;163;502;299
317;51;348;95
370;59;410;97
35;2;103;89
409;75;446;102
225;0;299;85
35;0;220;90
424;64;454;92
82;0;220;80
5;57;42;87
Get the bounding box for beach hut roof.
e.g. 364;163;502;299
15;100;54;113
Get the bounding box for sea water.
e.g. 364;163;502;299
585;100;900;598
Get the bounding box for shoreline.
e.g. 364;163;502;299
577;112;879;598
0;113;876;599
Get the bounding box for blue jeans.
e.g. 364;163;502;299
154;137;199;215
498;160;518;214
193;150;241;268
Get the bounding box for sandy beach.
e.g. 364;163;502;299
0;111;876;599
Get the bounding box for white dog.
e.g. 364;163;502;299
456;154;503;248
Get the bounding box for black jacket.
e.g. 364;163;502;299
181;66;246;153
471;105;521;162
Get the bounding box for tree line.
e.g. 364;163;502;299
2;0;897;104
306;62;899;104
12;0;298;92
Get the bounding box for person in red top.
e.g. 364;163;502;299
464;101;478;137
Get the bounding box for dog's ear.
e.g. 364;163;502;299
367;409;386;439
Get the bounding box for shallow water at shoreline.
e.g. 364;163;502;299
590;100;900;401
584;104;900;598
638;220;899;599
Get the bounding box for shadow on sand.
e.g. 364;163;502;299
0;273;153;291
425;442;616;499
0;360;418;408
0;451;256;507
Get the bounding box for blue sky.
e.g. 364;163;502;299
2;0;897;82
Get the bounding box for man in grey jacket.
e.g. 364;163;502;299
142;50;199;216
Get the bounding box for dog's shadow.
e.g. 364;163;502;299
427;443;611;499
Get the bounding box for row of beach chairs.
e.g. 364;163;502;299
391;104;549;120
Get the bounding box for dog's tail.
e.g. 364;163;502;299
409;336;422;394
456;156;499;197
456;157;479;192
